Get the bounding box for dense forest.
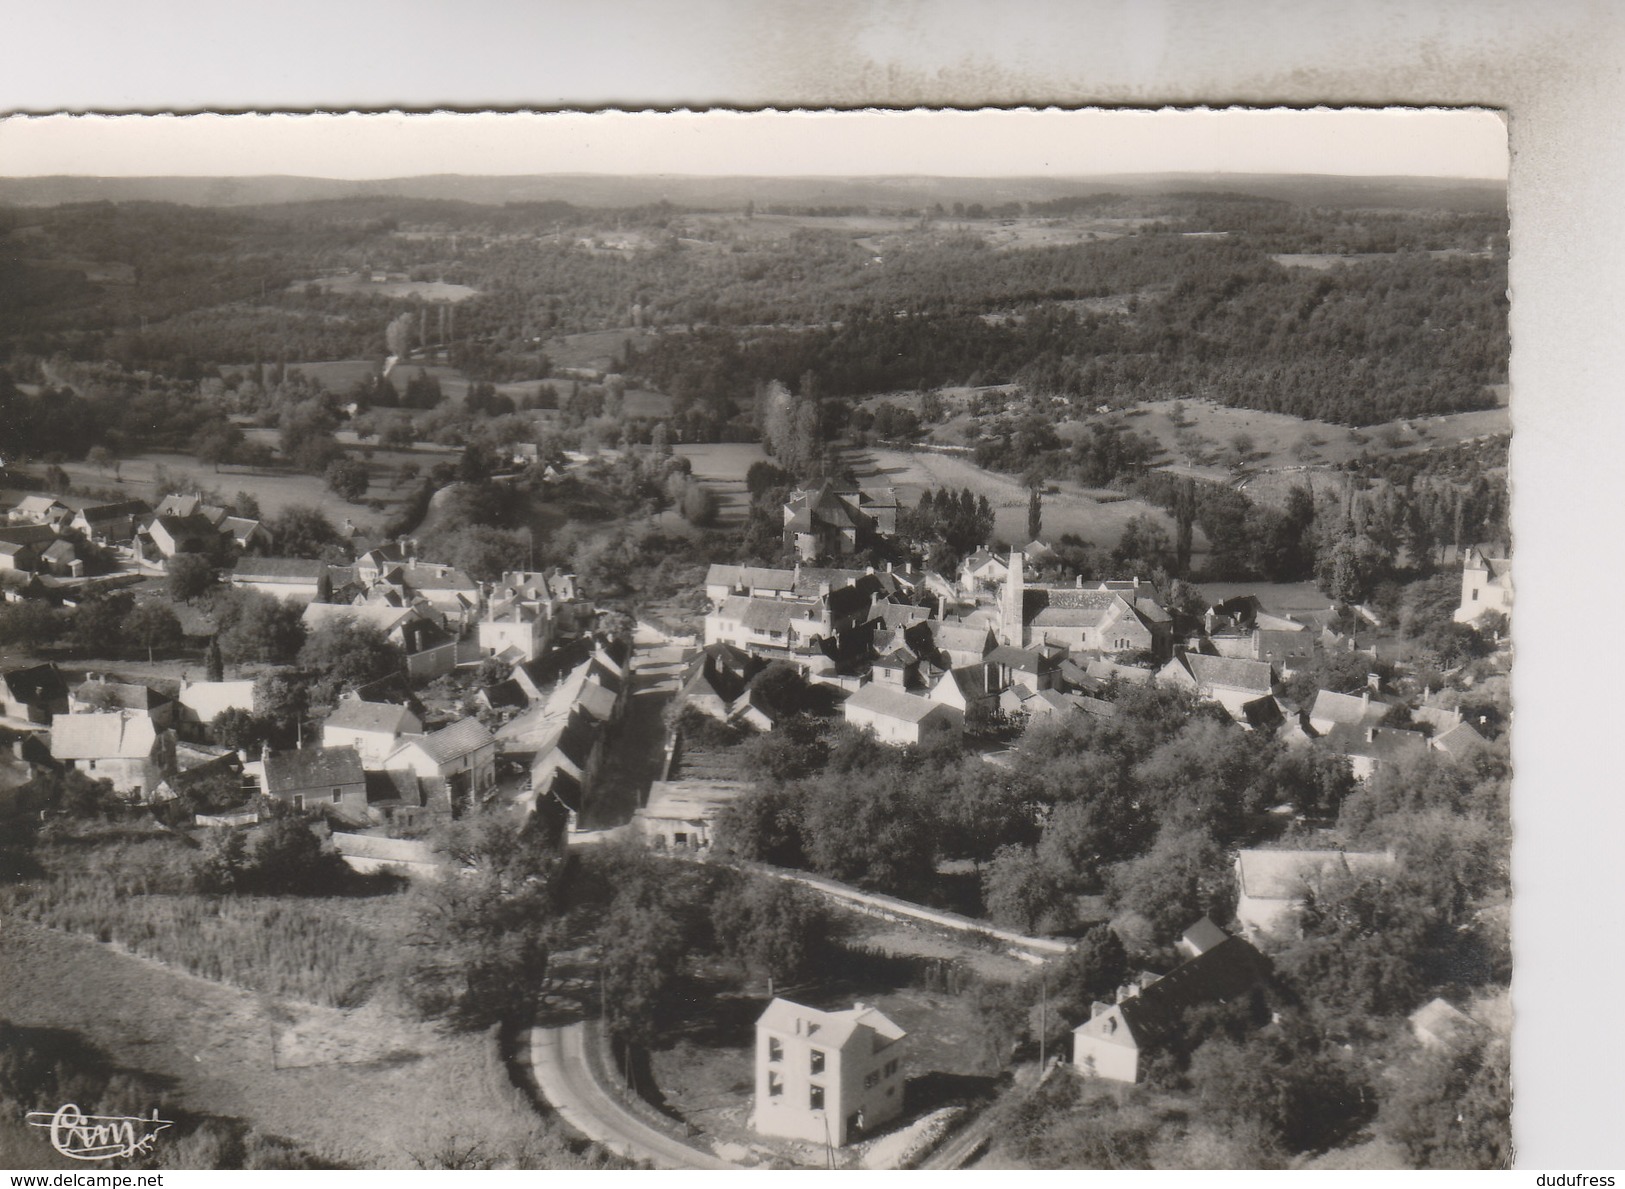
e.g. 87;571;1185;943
0;188;1506;426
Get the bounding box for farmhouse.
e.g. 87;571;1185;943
0;540;39;573
321;699;423;766
50;712;176;800
259;746;368;819
69;677;175;727
1073;921;1270;1084
8;495;70;526
384;717;498;808
753;998;907;1148
844;682;962;746
69;499;153;547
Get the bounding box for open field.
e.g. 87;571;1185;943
288;275;480;302
540;328;657;374
843;446;1202;560
0;920;551;1169
673;442;769;526
24;442;459;535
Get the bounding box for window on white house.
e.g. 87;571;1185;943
884;1058;899;1078
810;1049;825;1075
809;1085;824;1110
864;1070;879;1090
332;791;342;804
769;1037;783;1062
768;1071;783;1097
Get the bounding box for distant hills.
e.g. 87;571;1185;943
0;172;1507;212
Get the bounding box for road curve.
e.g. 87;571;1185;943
528;1020;738;1170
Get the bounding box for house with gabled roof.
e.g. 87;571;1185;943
754;998;908;1147
231;557;329;602
50;712;175;800
386;717;497;808
69;499;153;547
70;676;175;727
8;495;70;526
175;679;258;742
1073;921;1270;1083
1307;688;1388;737
322;699;423;766
0;539;40;573
844;682;962;746
996;552;1170;658
1431;720;1487;760
1;662;69;725
705;594;816;657
1409;998;1484;1054
259;745;368;819
1159;651;1279;727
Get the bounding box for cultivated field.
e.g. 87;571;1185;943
844;446;1198;560
539;328;658;374
35;441;457;534
0;920;551;1169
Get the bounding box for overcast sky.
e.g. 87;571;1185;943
0;108;1507;180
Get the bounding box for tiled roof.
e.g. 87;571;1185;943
263;746;365;792
1310;688;1385;725
845;683;948;724
73;680;169;711
1184;652;1274;694
50;713;158;760
414;717;495;764
325;699;418;735
232;557;327;582
1110;936;1271;1046
1431;721;1485;758
757;997;906;1051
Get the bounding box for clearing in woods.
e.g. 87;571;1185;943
672;442;769;527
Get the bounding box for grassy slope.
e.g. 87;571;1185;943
0;920;550;1169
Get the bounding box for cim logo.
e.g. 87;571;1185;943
25;1104;173;1161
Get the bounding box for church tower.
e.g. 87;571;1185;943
1000;550;1025;647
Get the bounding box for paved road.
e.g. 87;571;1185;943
918;1063;1045;1170
528;1020;737;1170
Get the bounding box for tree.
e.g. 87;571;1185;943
297;620;403;706
215;589;305;665
1054;924;1129;1020
262;505;346;561
191;420;244;472
983;843;1062;934
0;599;62;647
1027;486;1043;542
710;876;831;993
253;671;309;747
210;706;264;753
69;591;134;655
324;456;370;502
167;552;216;602
1107;827;1235;946
715;783;807;867
205;634;225;682
1379;1035;1511;1169
800;769;940;899
404;812;567;1030
123;601;183;662
679;480;716;526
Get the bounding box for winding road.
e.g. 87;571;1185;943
527;1020;738;1170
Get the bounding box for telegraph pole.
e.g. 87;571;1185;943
1038;968;1047;1070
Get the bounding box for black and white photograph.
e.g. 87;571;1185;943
0;101;1530;1174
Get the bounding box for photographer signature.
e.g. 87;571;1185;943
25;1104;173;1161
